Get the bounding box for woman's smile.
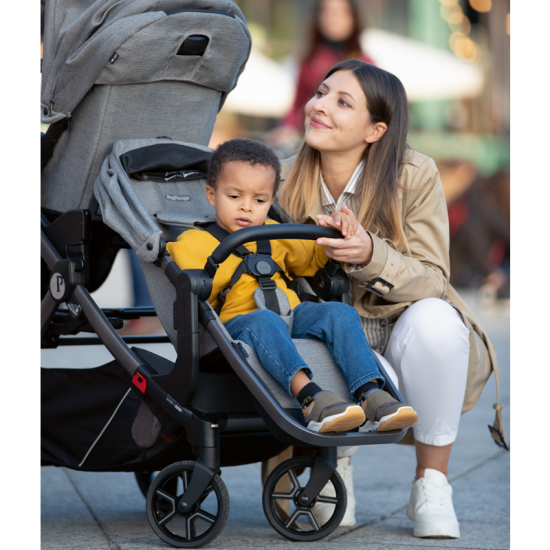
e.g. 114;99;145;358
310;116;332;129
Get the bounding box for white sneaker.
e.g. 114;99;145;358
406;468;460;538
312;457;356;527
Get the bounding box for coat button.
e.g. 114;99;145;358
147;243;153;251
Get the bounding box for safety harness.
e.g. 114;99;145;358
203;222;297;315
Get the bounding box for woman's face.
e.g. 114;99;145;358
304;69;385;156
318;0;355;42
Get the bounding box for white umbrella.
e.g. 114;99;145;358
222;28;484;118
222;48;295;117
361;28;484;101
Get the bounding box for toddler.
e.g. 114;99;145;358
167;139;418;433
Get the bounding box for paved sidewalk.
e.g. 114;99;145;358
41;285;510;550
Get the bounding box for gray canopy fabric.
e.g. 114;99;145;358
41;0;250;124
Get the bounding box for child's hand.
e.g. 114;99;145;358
316;205;359;240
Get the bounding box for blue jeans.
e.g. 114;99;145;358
224;301;385;399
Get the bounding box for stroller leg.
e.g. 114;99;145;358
178;415;221;511
41;291;58;340
297;447;337;506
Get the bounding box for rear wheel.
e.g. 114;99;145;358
146;461;229;548
262;456;346;541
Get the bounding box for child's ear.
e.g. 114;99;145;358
205;185;216;207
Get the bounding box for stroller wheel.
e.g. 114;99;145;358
262;456;347;541
146;461;229;548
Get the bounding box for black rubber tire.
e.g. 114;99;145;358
146;461;230;548
262;456;347;541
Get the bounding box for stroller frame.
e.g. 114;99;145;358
41;210;408;547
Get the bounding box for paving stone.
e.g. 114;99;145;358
41;290;510;549
41;467;112;550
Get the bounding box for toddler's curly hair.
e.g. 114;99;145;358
207;138;281;195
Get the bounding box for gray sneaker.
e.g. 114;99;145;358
361;389;418;432
303;391;365;433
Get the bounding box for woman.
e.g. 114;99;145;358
274;59;507;538
269;0;373;149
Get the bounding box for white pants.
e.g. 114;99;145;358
338;298;470;457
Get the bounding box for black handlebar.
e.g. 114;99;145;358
208;224;343;268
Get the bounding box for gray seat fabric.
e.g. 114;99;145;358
41;0;251;219
202;302;353;409
239;340;354;408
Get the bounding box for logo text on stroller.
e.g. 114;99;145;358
165;194;191;202
50;273;65;300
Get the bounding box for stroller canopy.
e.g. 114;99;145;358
41;0;250;124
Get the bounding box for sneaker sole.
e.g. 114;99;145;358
377;406;418;432
413;521;460;539
407;503;460;539
308;406;365;433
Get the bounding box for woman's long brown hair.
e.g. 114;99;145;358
279;59;408;245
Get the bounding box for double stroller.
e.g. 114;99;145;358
41;1;409;547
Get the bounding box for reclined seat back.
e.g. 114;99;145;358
95;139;356;410
41;0;251;219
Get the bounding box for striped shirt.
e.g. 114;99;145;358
319;162;395;354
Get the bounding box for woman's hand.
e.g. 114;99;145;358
316;205;374;265
317;208;358;240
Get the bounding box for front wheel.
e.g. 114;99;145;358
146;461;229;548
262;456;347;541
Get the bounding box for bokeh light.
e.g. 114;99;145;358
449;32;479;61
449;12;472;35
440;2;462;22
469;0;492;13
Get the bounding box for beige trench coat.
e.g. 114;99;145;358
278;149;507;447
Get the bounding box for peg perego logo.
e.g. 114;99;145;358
165;194;191;202
50;272;65;300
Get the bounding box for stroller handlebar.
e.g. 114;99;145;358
207;223;343;274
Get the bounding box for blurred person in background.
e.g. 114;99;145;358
448;170;510;299
267;0;374;152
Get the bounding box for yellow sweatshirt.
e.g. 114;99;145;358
166;220;328;323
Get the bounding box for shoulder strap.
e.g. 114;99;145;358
203;222;251;258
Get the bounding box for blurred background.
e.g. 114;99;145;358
212;0;510;302
41;0;510;333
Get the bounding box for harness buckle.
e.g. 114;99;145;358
258;278;277;291
243;254;276;277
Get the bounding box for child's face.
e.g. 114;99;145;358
206;161;275;233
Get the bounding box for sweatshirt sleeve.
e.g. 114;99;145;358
166;230;209;271
283;238;329;277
